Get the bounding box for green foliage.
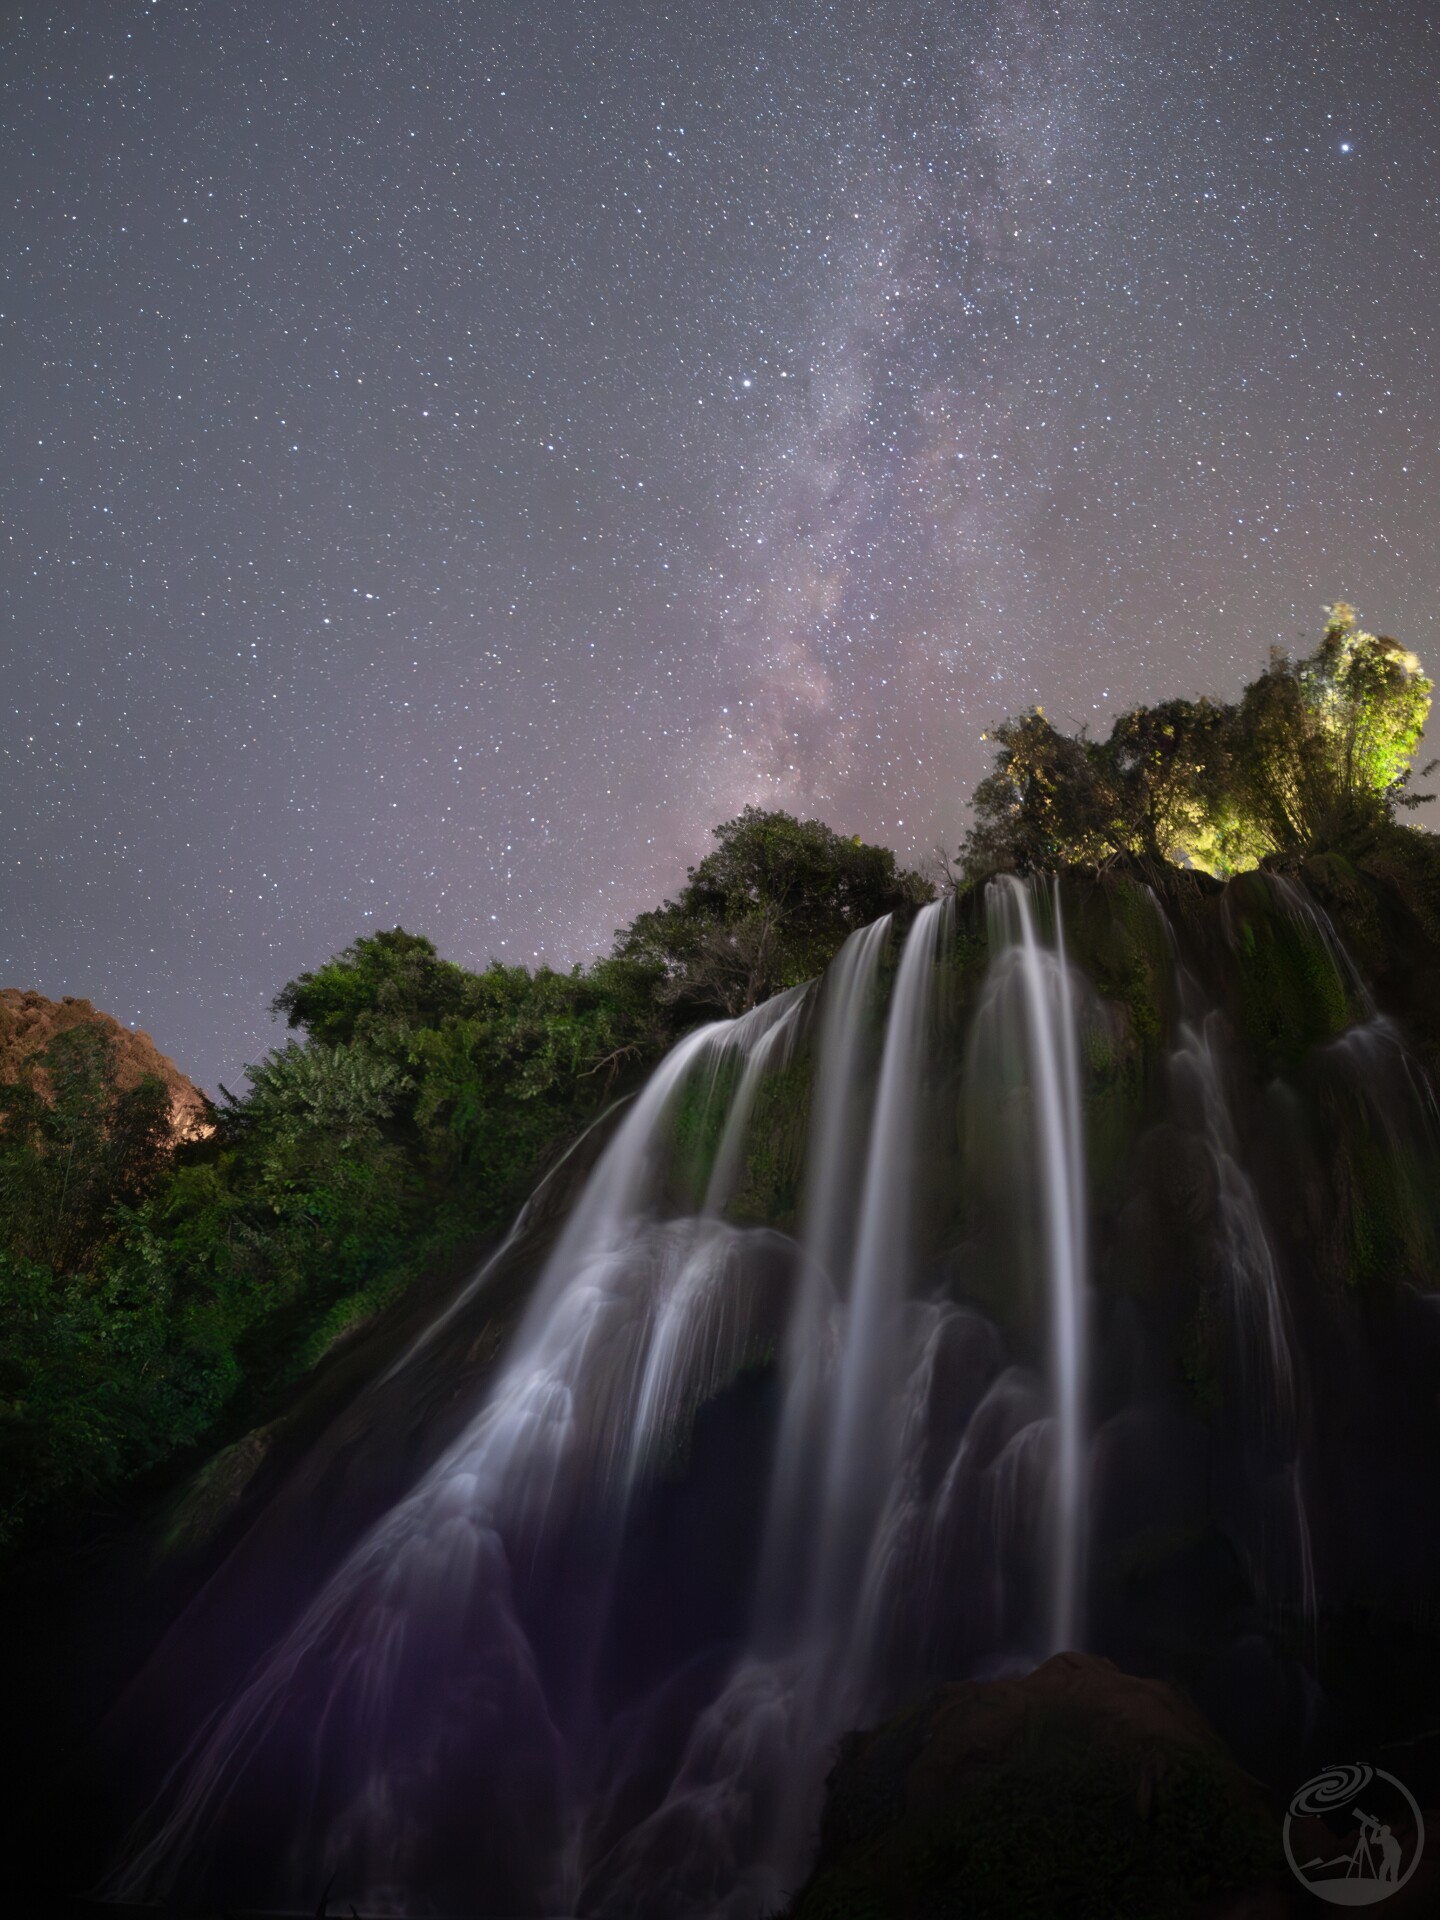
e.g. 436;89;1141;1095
1227;876;1354;1070
0;1184;234;1546
617;807;932;1015
1100;697;1246;869
242;1040;412;1147
961;606;1432;880
0;1027;172;1275
0;810;905;1547
960;710;1118;878
271;927;472;1045
1231;606;1433;851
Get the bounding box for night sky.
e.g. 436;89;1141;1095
3;2;1437;1093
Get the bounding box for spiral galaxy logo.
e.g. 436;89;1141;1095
1284;1763;1424;1904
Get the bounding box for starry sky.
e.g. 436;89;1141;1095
3;1;1438;1092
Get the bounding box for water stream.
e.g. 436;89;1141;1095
975;876;1089;1654
103;869;1425;1917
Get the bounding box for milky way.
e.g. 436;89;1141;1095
3;1;1437;1090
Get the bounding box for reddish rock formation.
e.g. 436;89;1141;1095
0;989;210;1140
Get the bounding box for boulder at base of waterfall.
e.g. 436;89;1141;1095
785;1652;1282;1919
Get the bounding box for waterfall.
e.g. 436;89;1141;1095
1149;873;1318;1640
976;875;1089;1655
102;861;1428;1920
582;902;953;1919
1266;870;1374;1019
1169;1013;1315;1641
811;897;950;1642
375;1095;631;1390
1171;1013;1297;1430
701;985;807;1218
107;1001;800;1912
625;986;807;1485
752;914;891;1647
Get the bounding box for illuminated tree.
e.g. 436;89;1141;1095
961;607;1432;880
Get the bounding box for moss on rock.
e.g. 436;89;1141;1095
1225;873;1353;1071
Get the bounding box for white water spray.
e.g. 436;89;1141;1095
752;914;891;1646
813;897;951;1638
980;876;1088;1654
108;1007;792;1909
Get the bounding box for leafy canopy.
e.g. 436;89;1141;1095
0;1026;172;1275
617;806;933;1015
961;606;1433;880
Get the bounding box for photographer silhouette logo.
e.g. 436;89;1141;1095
1284;1764;1424;1904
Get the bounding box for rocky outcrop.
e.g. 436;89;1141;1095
0;989;210;1139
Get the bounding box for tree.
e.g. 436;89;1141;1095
271;927;473;1045
616;808;933;1015
0;1026;172;1275
1228;606;1433;852
960;711;1117;877
1096;697;1253;870
0;811;932;1542
0;1028;185;1537
960;607;1432;881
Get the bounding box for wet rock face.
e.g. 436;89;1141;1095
0;987;210;1139
789;1652;1282;1920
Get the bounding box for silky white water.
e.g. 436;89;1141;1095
101;870;1397;1920
110;891;1098;1916
587;902;957;1916
976;875;1089;1655
109;1006;790;1908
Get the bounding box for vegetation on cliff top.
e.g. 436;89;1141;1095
961;605;1433;880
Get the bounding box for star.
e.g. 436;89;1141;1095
0;0;1434;1094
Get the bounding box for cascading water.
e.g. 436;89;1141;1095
752;914;892;1648
1204;870;1440;1639
376;1097;632;1392
1266;870;1375;1018
812;897;951;1644
107;891;1095;1918
1147;877;1316;1636
1170;1014;1297;1432
1168;1011;1315;1639
585;903;954;1917
973;875;1089;1655
626;987;806;1485
108;1000;803;1914
99;861;1440;1919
